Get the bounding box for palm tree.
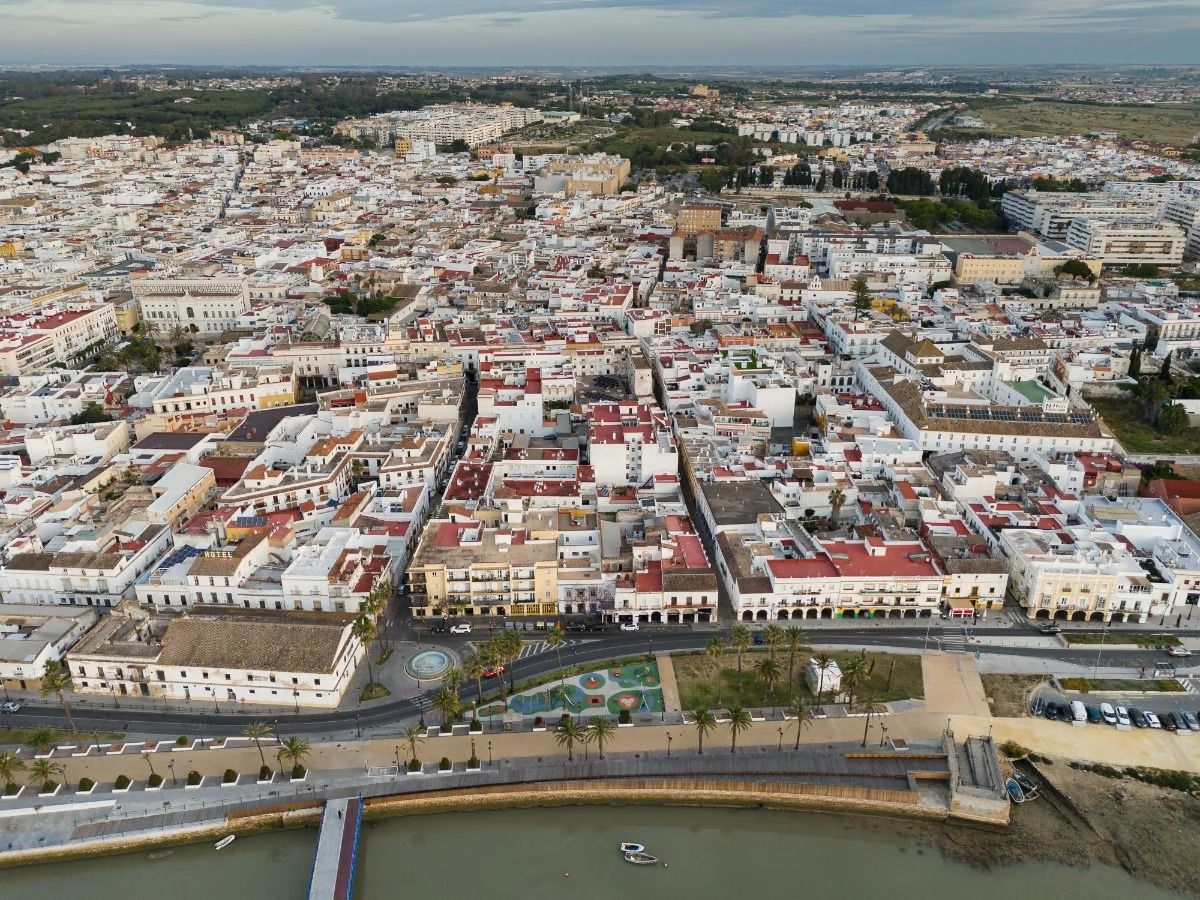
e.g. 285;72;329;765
401;723;425;765
729;624;752;674
29;758;62;791
786;696;814;750
546;625;566;692
754;656;782;704
763;623;784;660
727;706;752;755
279;736;311;774
692;708;717;756
0;750;25;789
580;724;596;761
141;752;157;779
352;615;378;685
463;651;486;705
444;666;465;696
840;655;868;711
498;630;522;695
857;690;884;748
705;635;726;705
588;717;617;760
784;625;807;688
243;722;272;770
40;661;77;734
25;726;59;755
812;652;836;713
554;715;585;762
432;686;460;730
828;488;846;528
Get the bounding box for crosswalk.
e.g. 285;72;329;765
940;624;969;653
465;638;585;660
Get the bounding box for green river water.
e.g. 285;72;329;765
0;805;1182;899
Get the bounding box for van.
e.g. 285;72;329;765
1070;700;1087;725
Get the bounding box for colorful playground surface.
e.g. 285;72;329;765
478;661;664;718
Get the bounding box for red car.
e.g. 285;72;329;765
483;665;506;679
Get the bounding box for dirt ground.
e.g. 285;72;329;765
880;758;1200;897
980;675;1046;718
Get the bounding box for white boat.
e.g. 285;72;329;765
623;851;657;865
214;835;236;850
618;842;645;854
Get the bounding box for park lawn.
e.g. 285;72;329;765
0;727;122;746
674;650;922;712
1088;396;1200;455
1063;632;1179;648
981;674;1046;717
1058;677;1185;693
972;99;1200;146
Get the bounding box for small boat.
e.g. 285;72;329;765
214;835;236;850
618;842;645;854
1013;771;1037;795
147;850;175;860
1006;778;1025;804
623;851;658;865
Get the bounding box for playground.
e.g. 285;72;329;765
478;661;665;719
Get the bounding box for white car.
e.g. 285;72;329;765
1115;706;1131;727
619;622;640;632
449;623;472;635
0;701;19;714
1165;645;1192;658
1099;702;1118;725
1144;710;1162;729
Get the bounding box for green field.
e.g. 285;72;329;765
963;99;1200;146
1088;395;1200;455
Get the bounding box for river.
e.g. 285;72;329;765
0;806;1182;899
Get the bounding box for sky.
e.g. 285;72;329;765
0;0;1197;66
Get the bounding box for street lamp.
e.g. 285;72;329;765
666;731;672;758
879;723;889;749
394;746;401;770
488;740;493;766
293;690;300;714
355;711;362;740
1093;620;1111;678
168;758;177;786
777;727;784;751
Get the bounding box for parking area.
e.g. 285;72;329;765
1031;682;1200;732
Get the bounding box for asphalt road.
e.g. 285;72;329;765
4;626;1194;739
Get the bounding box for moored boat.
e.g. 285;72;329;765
619;842;645;854
1006;778;1025;804
214;835;236;850
624;851;658;865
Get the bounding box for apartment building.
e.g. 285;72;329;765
0;306;119;376
588;401;678;487
1065;220;1186;267
149;365;298;416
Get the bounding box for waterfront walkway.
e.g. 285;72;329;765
308;796;362;900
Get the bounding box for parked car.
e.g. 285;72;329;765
619;622;640;632
1179;711;1200;731
430;623;448;634
752;631;765;645
482;665;506;679
0;701;20;714
1161;712;1179;732
1165;645;1192;658
1085;705;1102;724
1044;702;1060;721
1038;624;1062;635
1100;702;1118;725
449;623;472;635
1115;706;1131;727
1144;711;1162;729
1129;707;1148;728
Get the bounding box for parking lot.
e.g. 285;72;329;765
1032;681;1200;733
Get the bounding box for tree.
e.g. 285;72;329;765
497;630;523;696
1161;350;1174;382
692;708;717;756
546;625;566;693
69;402;111;426
588;716;617;760
840;655;868;710
784;626;808;687
555;716;585;761
25;726;58;754
243;722;271;770
1054;259;1096;283
463;651;486;705
727;706;752;754
40;661;77;734
754;656;782;703
1159;402;1190;435
698;168;726;194
886;167;934;195
786;696;814;750
402;723;425;765
851;274;871;322
1128;343;1142;379
762;624;785;661
857;690;884;747
29;758;62;790
729;625;752;674
1137;378;1168;424
0;750;26;789
828;487;846;528
279;736;311;773
432;686;460;730
352;615;378;685
812;653;836;713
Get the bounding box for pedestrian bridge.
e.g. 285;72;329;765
307;795;362;900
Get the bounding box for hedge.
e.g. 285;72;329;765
186;770;201;786
114;775;131;790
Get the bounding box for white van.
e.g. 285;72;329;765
1070;700;1087;726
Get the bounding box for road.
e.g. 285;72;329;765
5;626;1195;739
